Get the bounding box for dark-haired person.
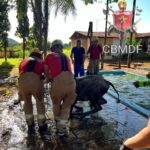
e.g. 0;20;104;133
71;40;85;78
44;43;76;136
120;118;150;150
18;48;48;139
87;40;102;75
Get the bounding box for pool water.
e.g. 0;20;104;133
103;73;150;110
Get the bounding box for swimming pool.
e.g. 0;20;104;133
100;71;150;117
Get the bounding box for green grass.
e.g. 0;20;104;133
0;58;21;78
0;48;71;70
63;48;71;57
0;58;22;67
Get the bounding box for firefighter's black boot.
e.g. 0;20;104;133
38;124;50;141
28;123;36;134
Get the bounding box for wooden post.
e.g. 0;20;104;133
119;31;124;69
87;21;93;44
127;0;136;68
102;0;109;70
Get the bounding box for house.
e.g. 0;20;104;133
70;31;150;60
136;32;150;53
0;50;19;58
70;31;120;60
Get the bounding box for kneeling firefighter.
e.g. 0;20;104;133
44;42;76;136
18;49;48;138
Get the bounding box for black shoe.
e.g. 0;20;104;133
38;124;50;141
28;123;36;134
56;128;69;138
13;99;20;105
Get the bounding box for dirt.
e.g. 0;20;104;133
0;65;19;101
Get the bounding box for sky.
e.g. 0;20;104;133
8;0;150;43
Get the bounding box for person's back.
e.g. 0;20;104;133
44;43;76;136
19;51;44;96
18;49;48;139
45;52;72;81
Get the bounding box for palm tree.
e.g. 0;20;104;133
52;0;76;17
30;0;97;56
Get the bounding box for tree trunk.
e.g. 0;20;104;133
31;0;43;50
4;39;7;62
43;0;49;58
23;38;26;59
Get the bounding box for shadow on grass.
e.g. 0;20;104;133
0;62;14;79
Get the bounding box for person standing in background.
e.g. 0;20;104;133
87;39;102;75
70;40;85;78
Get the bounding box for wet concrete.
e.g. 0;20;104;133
0;91;148;150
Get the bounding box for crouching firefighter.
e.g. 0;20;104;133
18;49;48;139
44;42;76;136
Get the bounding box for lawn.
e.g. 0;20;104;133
0;58;22;78
0;48;72;77
0;58;22;67
63;48;71;57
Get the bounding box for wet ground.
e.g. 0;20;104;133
0;91;148;150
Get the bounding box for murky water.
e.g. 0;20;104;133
0;77;149;150
104;73;150;110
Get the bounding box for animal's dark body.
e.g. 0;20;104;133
70;75;119;119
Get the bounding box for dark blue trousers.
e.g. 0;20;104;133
74;64;84;78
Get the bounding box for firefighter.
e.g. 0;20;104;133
18;48;48;139
44;42;76;136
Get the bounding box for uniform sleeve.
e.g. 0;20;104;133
44;55;50;65
19;59;28;74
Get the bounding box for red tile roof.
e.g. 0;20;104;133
70;31;150;39
136;33;150;38
70;31;119;39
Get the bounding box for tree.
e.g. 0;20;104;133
0;0;11;62
2;32;8;62
125;34;142;64
29;0;98;57
26;27;37;49
30;0;49;57
16;0;29;59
